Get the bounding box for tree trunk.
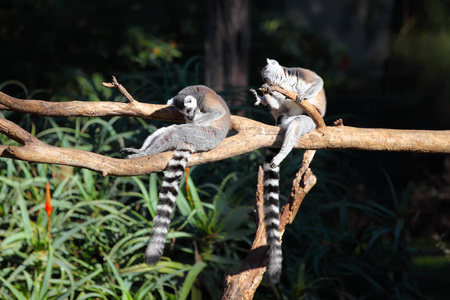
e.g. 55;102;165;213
204;0;250;91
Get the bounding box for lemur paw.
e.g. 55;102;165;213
249;89;260;105
270;159;280;169
250;89;266;106
261;83;272;93
261;83;270;88
295;94;305;103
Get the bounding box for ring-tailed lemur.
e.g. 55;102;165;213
250;58;326;285
121;85;231;265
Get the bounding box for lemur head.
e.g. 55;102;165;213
167;85;217;122
261;58;285;85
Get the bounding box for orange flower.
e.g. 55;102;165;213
45;182;53;237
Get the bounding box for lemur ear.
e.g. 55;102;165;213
166;98;174;106
193;85;211;106
194;85;210;96
266;58;278;65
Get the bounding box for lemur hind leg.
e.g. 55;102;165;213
120;125;179;158
271;115;316;168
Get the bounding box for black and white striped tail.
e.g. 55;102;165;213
145;149;191;265
263;148;283;285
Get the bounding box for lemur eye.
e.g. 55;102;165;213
184;95;195;104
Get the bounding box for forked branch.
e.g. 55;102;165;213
1;81;450;176
221;150;318;299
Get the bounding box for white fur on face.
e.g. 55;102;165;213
262;58;285;85
183;95;198;121
183;95;197;109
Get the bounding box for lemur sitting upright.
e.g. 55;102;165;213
121;85;231;265
251;59;326;285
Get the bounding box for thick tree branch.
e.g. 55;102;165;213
1;86;450;176
221;167;267;300
0;89;184;122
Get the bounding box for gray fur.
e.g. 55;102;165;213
251;59;326;285
121;85;230;265
121;85;230;157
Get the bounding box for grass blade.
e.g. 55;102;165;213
0;275;27;300
38;245;54;300
178;261;207;300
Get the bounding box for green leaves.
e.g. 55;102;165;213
0;106;253;299
120;27;182;68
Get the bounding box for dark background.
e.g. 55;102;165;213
1;0;450;298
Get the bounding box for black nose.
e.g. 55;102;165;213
186;109;195;121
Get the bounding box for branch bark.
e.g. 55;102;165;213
1;87;450;177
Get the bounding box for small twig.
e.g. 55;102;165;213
260;85;326;129
102;76;137;103
333;118;344;127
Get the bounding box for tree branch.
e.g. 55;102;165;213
1;85;450;176
221;150;317;299
101;76;138;103
0;88;184;122
260;85;326;129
